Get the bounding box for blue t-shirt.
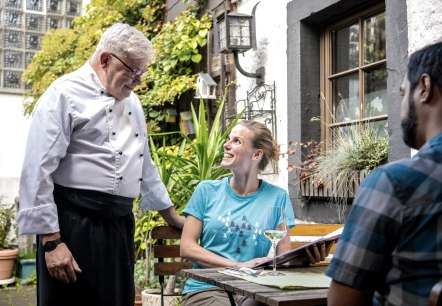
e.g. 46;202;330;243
182;177;295;294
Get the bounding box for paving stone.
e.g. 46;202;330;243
0;286;36;306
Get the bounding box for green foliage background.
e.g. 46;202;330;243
22;0;211;133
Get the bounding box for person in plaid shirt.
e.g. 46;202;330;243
326;41;442;306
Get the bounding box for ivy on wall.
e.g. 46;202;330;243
22;0;211;132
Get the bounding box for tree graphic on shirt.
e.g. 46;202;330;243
216;211;264;254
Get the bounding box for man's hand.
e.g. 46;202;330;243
45;243;82;283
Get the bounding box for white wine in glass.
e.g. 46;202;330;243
262;206;287;276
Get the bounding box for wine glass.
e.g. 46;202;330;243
262;206;287;276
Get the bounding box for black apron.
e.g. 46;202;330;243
37;184;135;306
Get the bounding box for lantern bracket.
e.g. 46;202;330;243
233;50;265;85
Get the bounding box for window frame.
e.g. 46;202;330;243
320;3;387;146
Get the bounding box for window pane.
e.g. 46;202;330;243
364;12;386;64
364;65;387;118
333;73;360;122
331;124;360;148
366;120;388;137
332;23;359;74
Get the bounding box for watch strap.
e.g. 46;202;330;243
43;238;63;252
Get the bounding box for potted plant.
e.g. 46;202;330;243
288;127;388;223
0;203;19;283
18;249;37;285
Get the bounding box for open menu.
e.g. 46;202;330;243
253;227;343;269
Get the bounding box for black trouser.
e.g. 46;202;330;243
37;184;135;306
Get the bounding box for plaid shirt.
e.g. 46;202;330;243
326;132;442;306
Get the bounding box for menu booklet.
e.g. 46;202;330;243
253;227;343;269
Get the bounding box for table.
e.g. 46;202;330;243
182;268;328;306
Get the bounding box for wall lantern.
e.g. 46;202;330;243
195;72;217;99
214;3;265;84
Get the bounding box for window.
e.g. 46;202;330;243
321;4;387;144
0;0;81;93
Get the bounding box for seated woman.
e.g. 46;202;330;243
180;120;329;306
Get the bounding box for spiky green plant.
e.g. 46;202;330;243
312;126;388;222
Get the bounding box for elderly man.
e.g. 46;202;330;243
326;41;442;306
18;23;185;306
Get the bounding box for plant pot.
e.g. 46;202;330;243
141;288;180;306
20;258;36;284
0;248;19;280
135;293;142;306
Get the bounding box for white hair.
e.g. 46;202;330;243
95;23;155;63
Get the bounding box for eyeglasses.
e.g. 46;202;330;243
110;53;147;79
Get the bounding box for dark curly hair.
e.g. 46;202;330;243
408;41;442;92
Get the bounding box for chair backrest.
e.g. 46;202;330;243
289;224;343;254
151;225;192;283
429;280;442;306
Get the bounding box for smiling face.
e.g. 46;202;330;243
221;125;262;174
101;52;148;100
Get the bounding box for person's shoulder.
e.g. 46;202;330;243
52;64;88;86
198;178;228;189
260;180;288;195
377;153;436;181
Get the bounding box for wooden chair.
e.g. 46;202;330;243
151;225;192;306
429;280;442;306
290;223;343;256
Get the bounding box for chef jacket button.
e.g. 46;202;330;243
128;112;132;115
112;132;116;135
135;133;139;137
139;153;143;157
100;90;104;94
139;178;143;181
119;151;123;155
119;176;123;180
109;109;112;113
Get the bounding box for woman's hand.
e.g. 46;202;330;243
238;257;272;268
305;240;335;264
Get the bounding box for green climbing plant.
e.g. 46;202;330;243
22;0;212;133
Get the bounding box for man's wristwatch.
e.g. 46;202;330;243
43;238;63;252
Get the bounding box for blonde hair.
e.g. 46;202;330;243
237;120;280;171
94;23;155;64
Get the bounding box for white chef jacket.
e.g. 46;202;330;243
17;62;173;235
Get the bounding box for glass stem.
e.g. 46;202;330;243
272;242;277;273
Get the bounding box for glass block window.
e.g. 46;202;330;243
25;52;34;66
5;0;22;9
66;17;74;28
5;10;23;28
26;32;42;49
66;0;81;16
1;0;82;92
47;16;62;29
4;70;22;88
26;13;45;31
5;30;23;48
47;0;62;14
4;50;23;68
26;0;43;12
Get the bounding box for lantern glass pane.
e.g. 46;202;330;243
228;16;251;48
218;18;227;52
